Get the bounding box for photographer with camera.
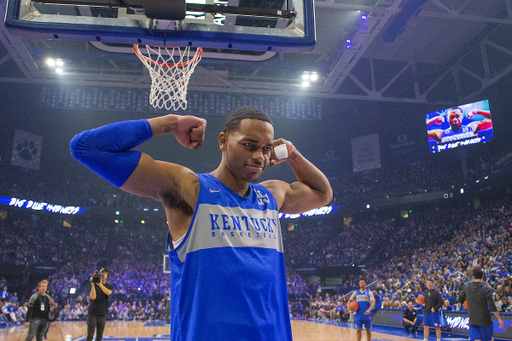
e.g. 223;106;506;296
87;268;113;341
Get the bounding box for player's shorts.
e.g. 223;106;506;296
469;325;494;341
355;320;372;329
423;312;440;327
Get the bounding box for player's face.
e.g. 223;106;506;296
426;281;433;290
447;110;463;130
359;280;366;289
221;119;274;183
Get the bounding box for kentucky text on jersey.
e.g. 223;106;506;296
210;214;277;232
441;126;474;143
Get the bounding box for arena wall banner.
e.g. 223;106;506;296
351;133;381;172
0;195;86;214
10;129;43;170
372;309;512;340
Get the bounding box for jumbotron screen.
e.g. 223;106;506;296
426;99;494;153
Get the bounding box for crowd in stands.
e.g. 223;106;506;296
287;196;512;321
1;142;512;328
2;140;511;214
0;283;27;327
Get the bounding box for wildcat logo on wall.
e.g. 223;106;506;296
10;130;43;170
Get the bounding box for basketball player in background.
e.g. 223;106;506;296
427;107;492;144
423;279;443;341
458;268;504;341
70;107;333;341
349;279;375;341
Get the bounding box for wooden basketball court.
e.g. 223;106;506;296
0;320;411;341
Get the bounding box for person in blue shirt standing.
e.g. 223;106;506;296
423;279;443;341
350;279;375;341
371;288;382;314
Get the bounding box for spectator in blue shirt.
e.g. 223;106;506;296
1;287;9;300
9;292;19;304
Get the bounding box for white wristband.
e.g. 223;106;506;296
274;144;288;160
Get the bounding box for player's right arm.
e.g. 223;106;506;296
426;116;444;143
120;115;206;203
70;114;206;206
349;291;356;303
426;116;444;126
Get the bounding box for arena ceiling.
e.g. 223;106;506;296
0;0;511;105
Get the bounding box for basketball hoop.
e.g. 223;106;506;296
133;44;202;111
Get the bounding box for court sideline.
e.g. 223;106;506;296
0;319;478;341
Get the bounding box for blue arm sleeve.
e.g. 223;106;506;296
70;119;153;187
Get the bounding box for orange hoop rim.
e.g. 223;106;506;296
133;44;203;68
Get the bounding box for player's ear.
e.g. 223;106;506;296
218;132;227;151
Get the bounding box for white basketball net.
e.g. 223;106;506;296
134;45;202;111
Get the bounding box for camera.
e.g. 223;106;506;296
92;270;103;284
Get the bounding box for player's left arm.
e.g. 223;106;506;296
262;140;333;214
466;110;492;135
466;109;491;119
434;292;444;311
486;288;504;328
457;289;466;304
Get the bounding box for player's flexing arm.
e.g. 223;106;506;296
426;116;444;143
70;114;206;240
261;139;333;214
465;109;492;135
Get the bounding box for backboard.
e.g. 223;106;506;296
4;0;316;52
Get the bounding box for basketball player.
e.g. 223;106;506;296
423;279;443;341
427;107;492;144
458;268;504;341
70;107;333;341
349;279;375;341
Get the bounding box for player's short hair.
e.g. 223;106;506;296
426;278;433;283
38;279;48;287
223;107;273;135
447;107;463;119
472;268;484;280
359;278;367;283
